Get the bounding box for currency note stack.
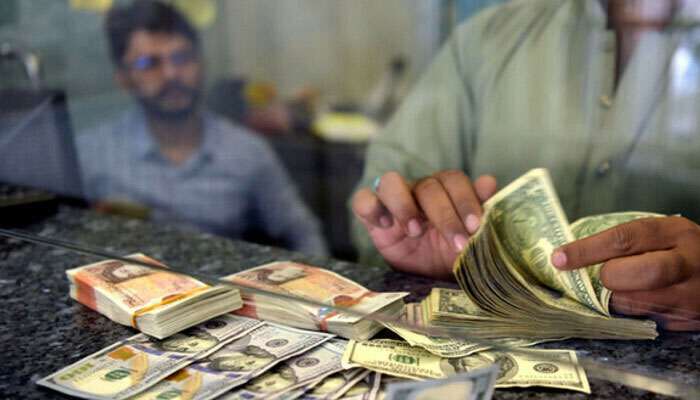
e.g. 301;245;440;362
453;168;658;340
417;287;499;329
222;261;408;340
67;254;242;339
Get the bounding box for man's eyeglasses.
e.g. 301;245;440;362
123;49;198;72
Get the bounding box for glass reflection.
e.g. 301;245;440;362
0;0;699;397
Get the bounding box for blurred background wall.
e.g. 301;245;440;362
0;0;506;132
0;0;434;132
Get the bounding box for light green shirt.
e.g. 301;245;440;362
352;0;700;266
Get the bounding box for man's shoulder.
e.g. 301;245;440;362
455;0;569;43
76;109;141;148
205;112;274;155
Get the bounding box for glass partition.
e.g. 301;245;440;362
1;1;699;398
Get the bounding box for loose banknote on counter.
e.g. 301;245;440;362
222;262;408;340
38;314;263;400
131;323;334;400
453;168;659;340
66;253;242;339
219;338;348;400
342;339;590;394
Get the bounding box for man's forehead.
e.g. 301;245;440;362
123;30;195;58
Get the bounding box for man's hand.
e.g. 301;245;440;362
352;169;497;280
552;217;700;331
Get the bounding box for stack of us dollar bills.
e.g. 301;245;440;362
453;168;659;340
221;261;408;340
38;313;591;399
66;253;242;339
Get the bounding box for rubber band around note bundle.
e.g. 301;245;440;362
319;291;374;332
130;286;211;329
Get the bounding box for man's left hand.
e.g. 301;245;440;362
552;216;700;331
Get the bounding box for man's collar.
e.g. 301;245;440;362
128;108;161;160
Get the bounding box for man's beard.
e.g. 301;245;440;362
137;81;201;121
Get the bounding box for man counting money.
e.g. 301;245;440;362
351;0;700;330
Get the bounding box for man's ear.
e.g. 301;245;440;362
114;70;133;95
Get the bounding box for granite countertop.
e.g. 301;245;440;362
0;206;698;399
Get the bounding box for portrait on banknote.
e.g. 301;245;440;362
94;261;154;284
250;264;310;286
204;345;276;372
307;374;346;395
246;366;298;394
149;328;220;353
198;331;277;373
441;353;517;383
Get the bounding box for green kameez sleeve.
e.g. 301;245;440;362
349;26;479;267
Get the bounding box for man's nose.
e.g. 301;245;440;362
160;59;180;79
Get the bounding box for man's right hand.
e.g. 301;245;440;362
352;169;498;280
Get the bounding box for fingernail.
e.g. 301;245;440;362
552;251;567;268
407;219;423;237
466;214;480;234
379;215;392;228
453;233;467;252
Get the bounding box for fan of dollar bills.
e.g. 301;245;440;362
453;168;658;340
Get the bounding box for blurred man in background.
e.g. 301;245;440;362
79;0;327;256
352;0;700;330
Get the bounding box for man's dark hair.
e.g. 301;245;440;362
105;0;199;65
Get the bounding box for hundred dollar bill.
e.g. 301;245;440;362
221;339;349;400
298;368;369;400
336;372;383;400
382;320;553;359
342;339;590;394
381;322;489;358
37;314;262;400
384;365;498;400
131;323;334;400
222;262;408;340
67;254;241;339
570;212;666;315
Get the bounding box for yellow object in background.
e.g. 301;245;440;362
313;112;380;143
176;0;216;28
69;0;112;12
244;81;278;108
